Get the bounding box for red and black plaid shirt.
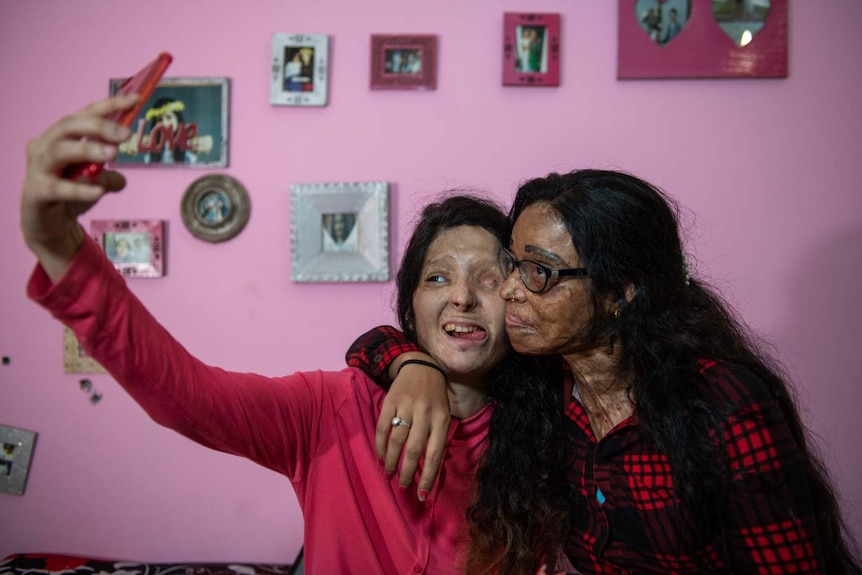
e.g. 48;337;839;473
347;327;825;575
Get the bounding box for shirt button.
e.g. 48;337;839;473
412;566;423;573
373;354;383;362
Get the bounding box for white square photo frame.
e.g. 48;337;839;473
290;182;389;282
271;34;330;106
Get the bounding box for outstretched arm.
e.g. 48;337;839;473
346;326;450;500
21;94;325;480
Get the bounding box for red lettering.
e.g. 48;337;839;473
137;122;200;153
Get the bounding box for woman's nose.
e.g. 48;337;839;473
450;281;477;309
499;272;522;303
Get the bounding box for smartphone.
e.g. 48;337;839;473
64;52;173;182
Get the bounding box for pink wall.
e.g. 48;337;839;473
1;0;860;563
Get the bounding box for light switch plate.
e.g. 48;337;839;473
0;424;37;495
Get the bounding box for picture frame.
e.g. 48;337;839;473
181;174;251;243
618;0;788;79
290;181;389;283
0;424;38;496
370;34;437;90
90;219;165;278
63;326;106;375
109;77;229;167
271;34;329;106
503;13;561;86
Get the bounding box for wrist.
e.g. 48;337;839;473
396;358;447;381
26;225;85;282
389;351;435;380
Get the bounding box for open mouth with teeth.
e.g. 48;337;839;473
443;323;488;341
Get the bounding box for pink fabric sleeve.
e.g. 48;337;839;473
27;236;346;484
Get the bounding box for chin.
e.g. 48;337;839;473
509;337;542;356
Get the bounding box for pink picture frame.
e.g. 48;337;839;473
370;35;437;90
618;0;788;79
90;219;165;278
502;12;561;87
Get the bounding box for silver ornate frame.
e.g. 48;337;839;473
290;181;389;282
0;424;37;496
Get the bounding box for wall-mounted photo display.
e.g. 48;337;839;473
370;35;438;90
181;174;251;243
271;34;330;106
109;77;229;167
0;424;38;496
290;181;389;283
63;327;106;375
90;219;165;278
618;0;787;78
503;13;561;86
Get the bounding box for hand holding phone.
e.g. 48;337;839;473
63;52;173;182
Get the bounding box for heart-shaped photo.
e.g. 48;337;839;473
322;212;359;252
712;0;771;47
635;0;691;47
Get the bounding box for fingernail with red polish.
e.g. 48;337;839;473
418;489;428;501
384;471;393;480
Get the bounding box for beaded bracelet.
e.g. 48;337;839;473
396;359;447;380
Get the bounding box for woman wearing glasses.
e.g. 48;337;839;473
349;169;861;574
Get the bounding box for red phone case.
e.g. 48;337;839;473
64;52;173;182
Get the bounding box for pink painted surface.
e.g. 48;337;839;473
1;0;860;565
618;0;788;78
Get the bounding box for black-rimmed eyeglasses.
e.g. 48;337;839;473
498;247;589;294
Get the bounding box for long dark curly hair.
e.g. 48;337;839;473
395;193;573;574
465;353;572;574
509;169;861;573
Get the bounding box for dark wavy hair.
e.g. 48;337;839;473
510;169;861;573
395;193;572;574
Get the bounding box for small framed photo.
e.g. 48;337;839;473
503;13;561;86
0;424;38;496
370;35;437;90
90;219;165;278
271;34;329;106
63;326;106;375
618;0;787;79
110;77;229;167
181;174;251;243
290;182;389;283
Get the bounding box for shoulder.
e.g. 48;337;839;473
693;358;774;410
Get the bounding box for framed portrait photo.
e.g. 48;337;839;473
90;219;165;278
618;0;787;79
271;33;330;106
109;77;229;167
181;173;251;243
503;13;561;86
290;181;389;283
370;34;437;90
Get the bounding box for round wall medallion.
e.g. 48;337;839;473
181;174;251;243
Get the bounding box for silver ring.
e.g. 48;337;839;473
391;416;411;429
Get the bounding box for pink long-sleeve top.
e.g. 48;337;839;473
28;235;492;575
